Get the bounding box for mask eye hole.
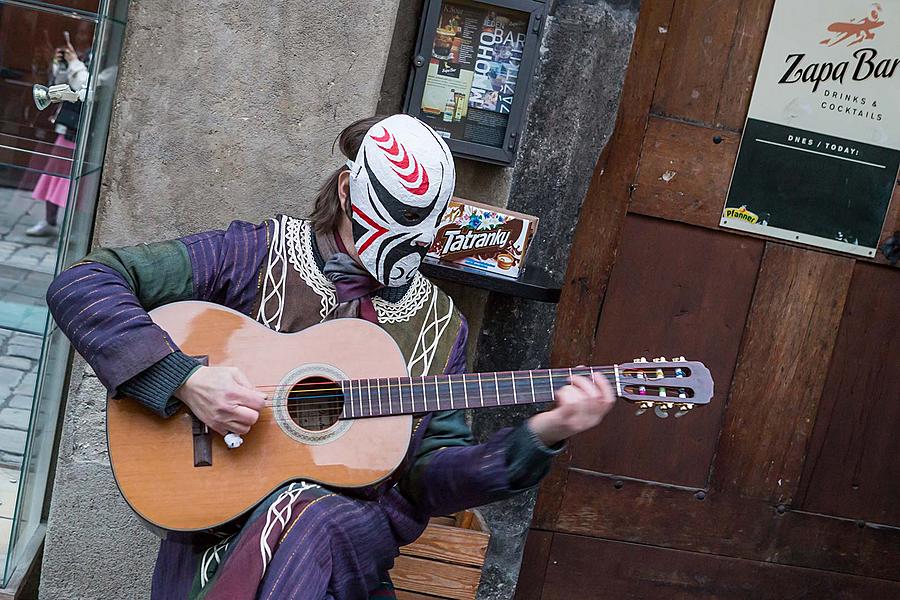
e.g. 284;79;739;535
403;209;419;221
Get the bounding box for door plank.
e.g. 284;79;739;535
651;0;742;125
513;530;553;600
555;469;900;582
630;117;739;229
572;215;762;488
715;0;776;130
797;263;900;526
712;243;853;503
541;531;900;600
543;0;677;527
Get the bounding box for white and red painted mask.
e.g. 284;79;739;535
346;114;456;287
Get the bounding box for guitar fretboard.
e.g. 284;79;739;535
339;367;616;419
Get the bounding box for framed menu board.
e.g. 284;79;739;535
404;0;546;165
721;0;900;257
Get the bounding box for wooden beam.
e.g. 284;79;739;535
630;116;739;228
712;243;853;503
555;469;900;581
651;0;742;125
715;0;776;130
540;531;900;599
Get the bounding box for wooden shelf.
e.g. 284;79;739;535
420;258;561;303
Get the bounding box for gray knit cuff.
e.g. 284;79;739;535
118;351;202;417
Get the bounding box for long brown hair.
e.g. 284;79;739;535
309;115;385;233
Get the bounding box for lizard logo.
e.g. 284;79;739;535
820;3;885;47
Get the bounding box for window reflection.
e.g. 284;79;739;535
0;2;95;335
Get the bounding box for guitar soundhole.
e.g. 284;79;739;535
286;376;344;431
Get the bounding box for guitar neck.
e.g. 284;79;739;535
339;367;617;419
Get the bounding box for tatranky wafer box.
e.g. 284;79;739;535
427;198;538;278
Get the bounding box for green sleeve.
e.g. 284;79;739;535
84;240;194;309
397;410;472;504
86;240;199;416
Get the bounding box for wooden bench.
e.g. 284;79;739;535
391;511;490;600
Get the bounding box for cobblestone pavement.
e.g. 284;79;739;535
0;186;59;467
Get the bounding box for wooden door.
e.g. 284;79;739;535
517;2;900;598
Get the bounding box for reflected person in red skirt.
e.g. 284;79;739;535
27;38;88;237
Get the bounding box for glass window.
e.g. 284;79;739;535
0;0;127;588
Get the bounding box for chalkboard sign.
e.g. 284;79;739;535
722;0;900;257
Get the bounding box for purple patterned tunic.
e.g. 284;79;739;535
46;218;560;600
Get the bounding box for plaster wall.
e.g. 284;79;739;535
40;0;402;597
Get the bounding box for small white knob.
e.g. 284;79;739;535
224;433;244;449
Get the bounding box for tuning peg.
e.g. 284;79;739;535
655;368;665;380
632;357;648;363
654;405;670;419
652;357;667;363
635;400;653;416
675;356;686;361
674;403;693;418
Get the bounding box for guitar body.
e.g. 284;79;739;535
107;301;412;532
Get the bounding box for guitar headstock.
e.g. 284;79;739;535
616;357;713;419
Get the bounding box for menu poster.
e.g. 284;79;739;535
722;0;900;257
419;0;528;148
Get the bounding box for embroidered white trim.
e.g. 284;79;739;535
284;217;337;319
407;290;454;376
258;481;320;574
283;216;436;324
200;534;233;588
372;274;433;324
256;217;287;331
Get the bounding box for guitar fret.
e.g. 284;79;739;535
448;374;454;408
422;377;428;412
434;376;440;412
511;372;518;404
377;378;382;416
478;374;484;407
341;380;350;418
348;379;355;418
399;377;404;414
529;370;536;403
358;380;364;417
463;374;469;408
386;378;392;415
367;379;372;417
494;373;500;406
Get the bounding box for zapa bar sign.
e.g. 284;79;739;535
722;1;900;257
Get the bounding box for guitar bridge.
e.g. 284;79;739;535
189;355;212;467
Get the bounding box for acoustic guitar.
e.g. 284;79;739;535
107;301;714;531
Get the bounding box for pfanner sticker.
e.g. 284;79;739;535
723;206;760;224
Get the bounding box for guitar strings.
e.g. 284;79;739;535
246;372;692;424
172;367;695;427
253;370;627;408
243;365;670;394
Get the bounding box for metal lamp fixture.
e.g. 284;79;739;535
32;83;85;110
